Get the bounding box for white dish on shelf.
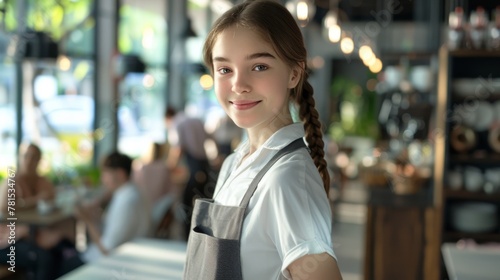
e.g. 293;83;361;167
464;166;484;192
453;101;494;131
450;202;498;233
474;101;495;131
452;78;500;97
453;106;477;127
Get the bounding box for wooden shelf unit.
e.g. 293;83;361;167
433;45;500;280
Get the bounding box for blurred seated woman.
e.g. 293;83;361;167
132;142;178;232
0;143;59;279
132;142;174;205
2;143;55;210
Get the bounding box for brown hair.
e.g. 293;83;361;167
102;151;133;178
203;0;330;193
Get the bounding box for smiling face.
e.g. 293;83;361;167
211;26;301;135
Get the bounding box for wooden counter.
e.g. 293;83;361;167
364;188;440;280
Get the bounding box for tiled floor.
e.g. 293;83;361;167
333;220;365;280
331;180;369;280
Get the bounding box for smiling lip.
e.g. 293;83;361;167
230;100;261;110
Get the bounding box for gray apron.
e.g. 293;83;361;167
183;138;306;280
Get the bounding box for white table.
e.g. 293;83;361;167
442;242;500;280
59;238;188;280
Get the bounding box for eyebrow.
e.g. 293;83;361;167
213;52;276;62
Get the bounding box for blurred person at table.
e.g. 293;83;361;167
164;106;214;240
0;143;55;212
58;151;152;274
0;143;59;279
132;142;174;205
132;142;177;231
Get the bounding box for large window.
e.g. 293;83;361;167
0;0;97;186
117;2;168;158
0;61;17;180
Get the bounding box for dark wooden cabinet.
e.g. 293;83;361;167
364;190;441;280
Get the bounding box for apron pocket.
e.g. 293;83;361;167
184;226;242;280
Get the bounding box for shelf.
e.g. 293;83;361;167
444;189;500;202
450;153;500;165
451;93;500;103
443;231;500;242
450;49;500;58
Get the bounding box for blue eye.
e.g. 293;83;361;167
217;68;231;74
254;65;268;71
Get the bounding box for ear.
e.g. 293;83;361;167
288;62;304;89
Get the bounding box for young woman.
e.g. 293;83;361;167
183;1;343;279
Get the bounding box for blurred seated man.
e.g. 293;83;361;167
59;151;152;274
0;143;58;279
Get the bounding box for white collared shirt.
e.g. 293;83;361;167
214;123;336;280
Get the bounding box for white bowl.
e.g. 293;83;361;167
474;101;495;131
384;66;403;90
410;66;434;92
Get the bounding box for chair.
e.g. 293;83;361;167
152;195;176;239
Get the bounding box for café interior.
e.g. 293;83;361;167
0;0;499;279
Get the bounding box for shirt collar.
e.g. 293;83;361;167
234;122;305;156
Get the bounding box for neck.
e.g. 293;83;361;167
245;110;293;157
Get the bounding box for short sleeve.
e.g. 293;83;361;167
262;153;336;279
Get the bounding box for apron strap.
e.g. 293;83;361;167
239;137;307;208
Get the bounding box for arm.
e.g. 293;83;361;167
166;145;182;170
74;204;109;255
288;253;342;280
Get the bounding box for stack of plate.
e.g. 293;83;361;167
450;202;498;233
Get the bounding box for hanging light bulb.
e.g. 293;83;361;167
328;25;342;43
340;35;354;54
323;0;343;43
369;59;383;73
286;0;316;27
359;45;374;61
323;10;338;28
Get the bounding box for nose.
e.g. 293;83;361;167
231;71;251;94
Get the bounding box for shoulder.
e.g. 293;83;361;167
114;184;141;203
266;148;321;188
258;148;326;202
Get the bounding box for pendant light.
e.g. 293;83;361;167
286;0;316;27
323;0;341;42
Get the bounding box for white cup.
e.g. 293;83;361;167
464;166;484;192
447;169;463;190
37;200;54;215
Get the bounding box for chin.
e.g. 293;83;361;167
231;117;256;130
